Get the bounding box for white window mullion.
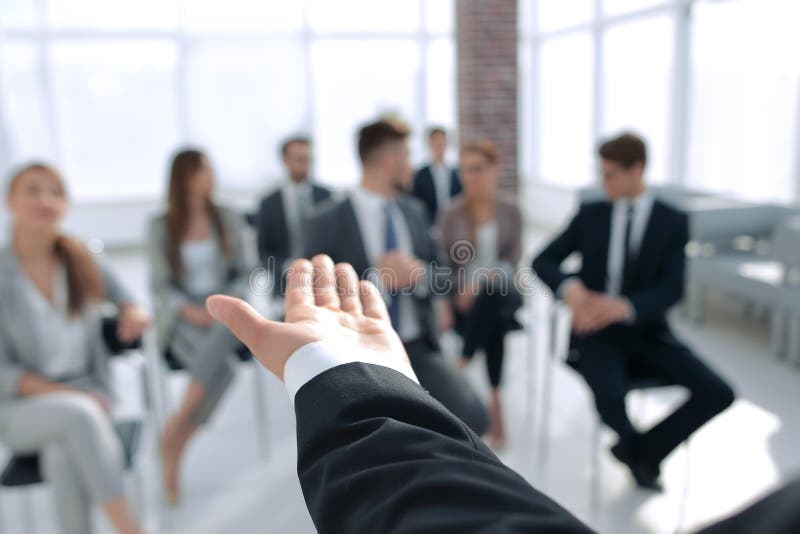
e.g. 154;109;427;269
416;0;428;155
529;2;541;182
592;0;604;177
35;0;61;165
302;0;314;136
669;0;692;187
175;0;190;145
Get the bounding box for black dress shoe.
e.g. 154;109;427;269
610;441;633;464
630;458;663;492
611;441;663;492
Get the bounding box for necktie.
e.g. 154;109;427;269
384;201;401;331
621;204;636;295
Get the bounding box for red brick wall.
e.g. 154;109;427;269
456;0;518;191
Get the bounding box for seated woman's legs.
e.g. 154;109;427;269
485;320;507;447
1;392;140;534
161;321;238;503
457;290;500;366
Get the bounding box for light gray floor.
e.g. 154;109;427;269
1;239;798;534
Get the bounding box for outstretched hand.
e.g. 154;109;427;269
206;255;409;381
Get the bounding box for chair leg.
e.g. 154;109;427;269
131;469;146;524
770;311;787;359
789;316;800;366
251;363;271;460
688;282;704;324
22;490;36;534
676;439;691;534
524;315;537;443
0;492;5;534
590;419;602;512
537;350;555;466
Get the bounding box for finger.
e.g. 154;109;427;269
359;280;390;322
206;294;277;352
285;258;314;318
311;254;340;309
335;263;362;315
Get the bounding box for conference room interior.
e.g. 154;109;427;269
0;1;799;533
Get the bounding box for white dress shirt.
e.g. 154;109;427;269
23;267;91;379
469;221;500;278
431;163;451;212
284;341;419;404
350;187;423;342
606;191;654;296
282;180;313;259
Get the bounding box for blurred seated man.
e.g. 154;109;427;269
411;126;462;224
532;132;735;491
304;118;488;436
255;136;332;294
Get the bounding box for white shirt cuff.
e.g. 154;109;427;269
283;340;420;404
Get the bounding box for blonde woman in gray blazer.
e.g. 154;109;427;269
149;148;252;504
0;164;149;534
438;140;523;449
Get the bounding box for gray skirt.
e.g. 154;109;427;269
168;319;240;425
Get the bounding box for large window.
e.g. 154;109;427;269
0;0;455;201
687;0;800;202
519;0;800;204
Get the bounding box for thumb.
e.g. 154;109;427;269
206;295;275;352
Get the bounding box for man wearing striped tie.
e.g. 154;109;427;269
304;117;488;436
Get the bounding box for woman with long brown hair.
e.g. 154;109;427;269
438;140;523;449
0;163;149;534
148;148;251;504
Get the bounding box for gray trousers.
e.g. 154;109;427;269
169;320;239;425
0;392;126;534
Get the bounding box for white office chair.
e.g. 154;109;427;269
150;293;273;462
533;295;691;523
0;319;159;534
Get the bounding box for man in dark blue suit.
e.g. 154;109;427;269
533;133;735;491
411;127;462;224
255;136;332;293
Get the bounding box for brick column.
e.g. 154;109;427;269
457;0;518;191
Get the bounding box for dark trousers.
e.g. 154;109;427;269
405;339;490;436
456;291;520;388
571;325;735;467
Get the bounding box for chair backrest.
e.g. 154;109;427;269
101;316;143;356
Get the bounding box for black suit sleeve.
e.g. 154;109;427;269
304;208;333;260
295;362;593;534
256;197;288;268
411;168;426;201
451;168;462;197
627;211;688;324
532;206;585;293
255;198;271;266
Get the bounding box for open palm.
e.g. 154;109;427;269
206;255;409;381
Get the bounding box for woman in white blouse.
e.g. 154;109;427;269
148;148;251;504
438;140;523;449
0;163;149;534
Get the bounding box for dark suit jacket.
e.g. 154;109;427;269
255;182;331;290
296;361;593;534
305;194;439;348
532;199;689;329
411;164;462;224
